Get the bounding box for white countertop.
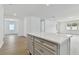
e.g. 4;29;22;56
28;33;70;44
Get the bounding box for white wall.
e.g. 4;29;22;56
4;18;24;36
4;19;18;35
57;22;66;34
24;17;58;36
24;17;28;36
45;19;57;33
0;5;4;41
24;17;41;36
18;19;24;36
30;17;40;33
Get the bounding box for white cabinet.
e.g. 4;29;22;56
27;33;70;55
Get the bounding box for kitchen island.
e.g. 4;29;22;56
27;33;70;55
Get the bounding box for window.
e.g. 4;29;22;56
72;23;78;30
66;23;78;30
9;24;15;31
66;24;71;30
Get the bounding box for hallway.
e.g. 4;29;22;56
0;35;29;55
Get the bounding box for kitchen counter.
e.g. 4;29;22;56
28;33;70;44
27;33;70;55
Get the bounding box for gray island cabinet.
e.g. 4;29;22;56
27;33;70;55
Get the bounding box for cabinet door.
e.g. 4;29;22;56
27;35;34;54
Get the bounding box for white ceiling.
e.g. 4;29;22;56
3;4;79;20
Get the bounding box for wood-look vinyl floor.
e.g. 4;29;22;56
0;35;29;55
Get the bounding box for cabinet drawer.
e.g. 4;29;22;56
34;42;57;55
34;48;41;55
34;41;57;52
34;38;58;51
